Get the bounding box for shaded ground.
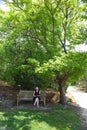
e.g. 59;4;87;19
0;81;59;110
67;86;87;130
0;81;87;130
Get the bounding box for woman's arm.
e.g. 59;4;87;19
33;91;35;96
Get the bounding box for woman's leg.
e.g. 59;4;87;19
34;97;39;107
36;98;39;108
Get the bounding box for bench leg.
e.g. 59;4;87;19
44;97;46;106
17;98;19;106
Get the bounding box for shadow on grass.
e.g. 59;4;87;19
0;105;81;130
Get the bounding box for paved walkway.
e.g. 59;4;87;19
67;86;87;130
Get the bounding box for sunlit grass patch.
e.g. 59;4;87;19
0;105;81;130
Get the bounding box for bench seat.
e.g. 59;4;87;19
17;90;46;106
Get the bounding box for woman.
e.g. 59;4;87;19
33;87;41;108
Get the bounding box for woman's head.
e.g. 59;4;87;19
35;87;39;90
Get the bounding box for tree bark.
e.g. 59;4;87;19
58;82;66;105
56;73;68;105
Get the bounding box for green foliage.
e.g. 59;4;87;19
81;0;87;3
0;0;87;94
36;52;87;82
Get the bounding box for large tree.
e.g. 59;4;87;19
0;0;87;104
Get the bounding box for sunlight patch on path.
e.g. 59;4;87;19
67;86;87;109
67;86;87;129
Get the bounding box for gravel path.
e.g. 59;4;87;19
67;86;87;130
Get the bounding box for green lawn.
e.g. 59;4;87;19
0;105;81;130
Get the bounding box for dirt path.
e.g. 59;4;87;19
67;86;87;130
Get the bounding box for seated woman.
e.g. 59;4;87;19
33;87;41;108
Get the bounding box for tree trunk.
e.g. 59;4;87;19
56;73;68;105
59;83;66;105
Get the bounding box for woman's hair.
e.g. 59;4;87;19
35;87;39;90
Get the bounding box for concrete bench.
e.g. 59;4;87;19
17;90;46;106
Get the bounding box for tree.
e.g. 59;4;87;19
36;52;87;104
0;0;87;105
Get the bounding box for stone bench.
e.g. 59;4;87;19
17;90;46;106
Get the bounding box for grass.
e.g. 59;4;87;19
0;105;81;130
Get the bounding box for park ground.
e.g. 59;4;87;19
0;81;87;130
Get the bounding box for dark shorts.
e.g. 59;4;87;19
33;96;41;101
